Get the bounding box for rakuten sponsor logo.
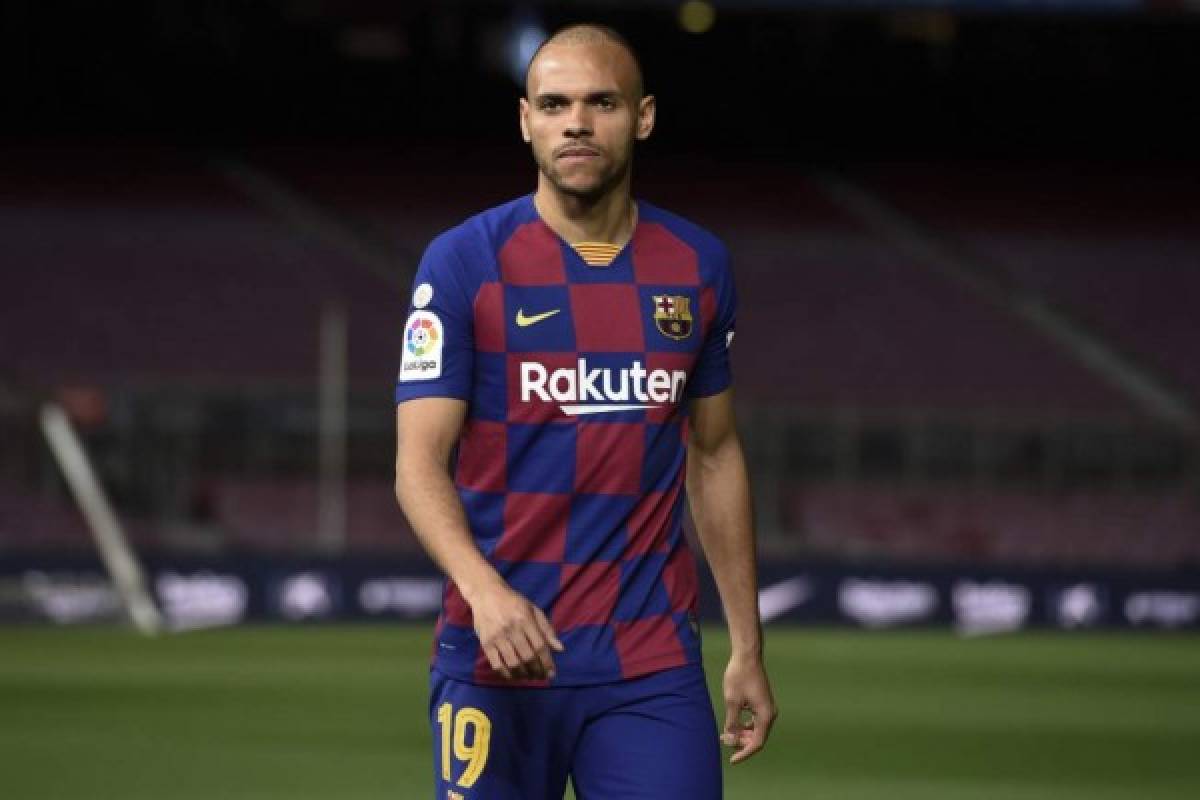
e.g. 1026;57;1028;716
22;571;121;624
157;571;248;630
839;579;938;628
359;577;443;617
1125;591;1200;628
520;358;687;416
953;581;1031;636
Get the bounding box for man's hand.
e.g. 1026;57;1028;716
720;654;777;764
469;580;564;681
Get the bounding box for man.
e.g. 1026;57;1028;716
394;23;775;800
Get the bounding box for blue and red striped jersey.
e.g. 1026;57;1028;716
395;193;736;687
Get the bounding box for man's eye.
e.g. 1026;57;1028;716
596;98;616;110
539;99;563;111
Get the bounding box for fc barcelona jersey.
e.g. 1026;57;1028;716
394;194;736;687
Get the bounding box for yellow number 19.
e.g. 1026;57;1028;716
436;702;492;788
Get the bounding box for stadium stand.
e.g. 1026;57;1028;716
859;163;1200;404
0;148;402;390
212;478;416;553
786;483;1200;568
723;229;1141;415
265;152;1145;416
0;480;92;551
2;150;1195;566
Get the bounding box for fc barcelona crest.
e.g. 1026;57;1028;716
652;294;693;340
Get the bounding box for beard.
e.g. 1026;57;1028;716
534;142;633;204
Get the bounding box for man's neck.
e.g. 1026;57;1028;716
533;176;637;246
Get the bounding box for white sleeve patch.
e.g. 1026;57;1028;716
412;282;433;309
399;310;444;381
726;330;735;349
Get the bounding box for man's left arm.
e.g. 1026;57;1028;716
687;386;778;765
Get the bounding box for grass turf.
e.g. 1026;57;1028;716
2;626;1198;799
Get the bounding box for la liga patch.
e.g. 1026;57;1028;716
400;310;444;381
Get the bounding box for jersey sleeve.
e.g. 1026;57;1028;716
687;244;737;399
394;233;475;403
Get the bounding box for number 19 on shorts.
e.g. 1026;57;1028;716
436;702;492;789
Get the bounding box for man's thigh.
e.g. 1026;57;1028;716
429;670;572;800
570;666;722;800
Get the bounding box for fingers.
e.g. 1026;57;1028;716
481;605;562;681
722;699;778;765
728;717;765;765
515;611;559;679
508;628;547;681
720;661;778;765
529;610;561;678
494;637;523;679
721;697;741;747
534;608;564;652
528;629;557;679
482;643;511;681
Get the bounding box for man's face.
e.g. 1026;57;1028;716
520;42;654;201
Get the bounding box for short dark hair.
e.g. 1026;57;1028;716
524;23;645;99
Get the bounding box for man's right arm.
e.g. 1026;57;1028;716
394;398;562;680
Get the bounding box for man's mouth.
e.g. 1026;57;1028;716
557;146;601;160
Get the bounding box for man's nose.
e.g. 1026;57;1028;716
563;103;593;138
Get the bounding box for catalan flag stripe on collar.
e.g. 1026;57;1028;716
572;241;623;266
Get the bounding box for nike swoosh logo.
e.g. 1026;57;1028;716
515;308;561;327
758;577;813;623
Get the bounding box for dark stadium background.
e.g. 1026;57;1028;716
2;2;1199;799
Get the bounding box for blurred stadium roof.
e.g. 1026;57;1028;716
3;1;1198;156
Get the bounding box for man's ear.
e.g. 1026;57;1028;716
519;96;532;143
636;94;656;141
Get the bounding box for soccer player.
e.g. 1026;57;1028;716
394;23;775;799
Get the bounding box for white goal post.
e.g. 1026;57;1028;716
39;403;163;635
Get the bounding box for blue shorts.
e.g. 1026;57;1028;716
428;664;722;800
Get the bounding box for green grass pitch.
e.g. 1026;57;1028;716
2;626;1198;799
